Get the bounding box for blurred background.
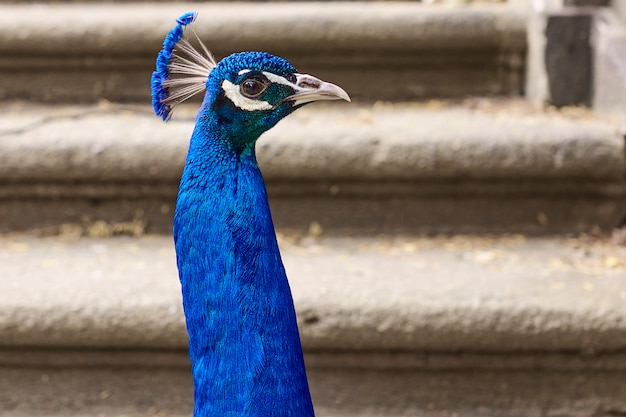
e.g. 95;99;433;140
1;0;626;416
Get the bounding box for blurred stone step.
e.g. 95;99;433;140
1;234;625;416
0;99;624;235
521;0;626;124
0;2;526;102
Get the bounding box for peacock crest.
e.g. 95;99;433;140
151;12;217;121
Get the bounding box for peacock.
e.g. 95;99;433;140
151;12;350;417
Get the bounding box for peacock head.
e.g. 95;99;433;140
151;12;350;150
205;51;349;146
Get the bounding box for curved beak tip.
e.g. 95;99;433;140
318;81;351;103
338;88;352;103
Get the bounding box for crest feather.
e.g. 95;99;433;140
151;12;217;121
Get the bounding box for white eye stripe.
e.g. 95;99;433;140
262;72;298;89
221;79;273;111
237;70;293;86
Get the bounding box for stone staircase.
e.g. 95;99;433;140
1;1;626;417
0;2;525;103
2;99;624;236
2;233;626;417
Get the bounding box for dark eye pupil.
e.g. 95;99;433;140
241;79;266;98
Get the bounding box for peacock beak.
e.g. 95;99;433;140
285;73;351;106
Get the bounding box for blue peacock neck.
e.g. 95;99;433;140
173;112;315;417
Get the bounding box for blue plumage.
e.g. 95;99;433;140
151;11;196;120
152;13;350;417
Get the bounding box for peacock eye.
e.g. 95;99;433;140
240;76;269;99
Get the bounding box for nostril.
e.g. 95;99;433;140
298;80;320;89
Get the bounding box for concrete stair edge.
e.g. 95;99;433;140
0;2;527;102
0;2;526;54
2;101;625;235
1;101;623;183
1;234;626;357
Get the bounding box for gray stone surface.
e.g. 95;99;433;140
2;360;626;417
0;2;526;102
545;13;593;107
526;2;626;117
0;101;623;182
1;234;626;353
1;101;625;235
593;8;626;125
525;4;550;107
0;3;525;54
2;233;626;417
4;189;626;236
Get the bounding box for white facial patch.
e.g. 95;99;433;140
221;79;273;112
238;69;251;76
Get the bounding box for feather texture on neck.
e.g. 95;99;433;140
173;109;315;417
